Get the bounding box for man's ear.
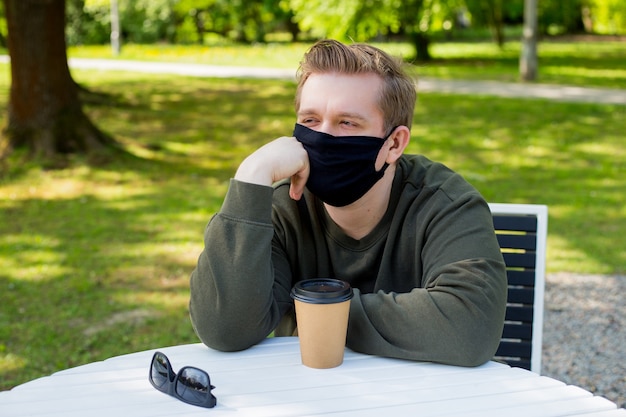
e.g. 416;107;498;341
385;126;410;164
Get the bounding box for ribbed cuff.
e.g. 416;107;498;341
220;178;274;224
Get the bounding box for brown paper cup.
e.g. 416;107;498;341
290;279;353;369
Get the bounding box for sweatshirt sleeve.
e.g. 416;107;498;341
346;193;508;366
188;179;293;351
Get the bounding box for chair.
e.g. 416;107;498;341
489;203;548;374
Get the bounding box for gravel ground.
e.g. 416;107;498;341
542;272;626;409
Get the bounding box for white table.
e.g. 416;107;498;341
1;337;624;417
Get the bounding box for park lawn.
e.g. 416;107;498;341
66;37;626;89
0;64;624;389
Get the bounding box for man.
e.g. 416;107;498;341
189;39;507;366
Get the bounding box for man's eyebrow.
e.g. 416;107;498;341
297;109;368;121
337;112;368;121
296;109;317;117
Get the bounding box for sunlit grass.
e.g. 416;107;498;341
542;66;626;82
0;353;27;374
68;42;309;68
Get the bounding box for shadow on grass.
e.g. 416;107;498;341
0;183;212;387
0;75;297;388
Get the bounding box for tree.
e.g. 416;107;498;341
288;0;428;57
397;0;431;61
466;0;509;47
537;0;585;34
287;0;465;61
520;0;538;81
110;0;121;55
583;0;626;34
1;0;114;160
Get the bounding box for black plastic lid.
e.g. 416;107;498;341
290;279;353;304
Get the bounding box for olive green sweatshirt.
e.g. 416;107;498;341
189;154;507;366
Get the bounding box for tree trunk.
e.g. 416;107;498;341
520;0;538;81
2;0;115;160
488;0;505;48
285;12;300;42
110;0;121;55
411;32;432;61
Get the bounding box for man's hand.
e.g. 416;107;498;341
234;136;310;201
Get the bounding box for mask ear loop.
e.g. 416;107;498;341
376;126;399;174
377;126;403;173
385;126;400;140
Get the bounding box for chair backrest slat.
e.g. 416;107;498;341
493;215;538;232
496;233;537;251
506;270;537;286
501;323;533;339
489;203;547;375
502;252;537;269
507;287;535;304
505;305;534;322
496;341;532;358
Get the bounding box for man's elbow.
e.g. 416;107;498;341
455;322;504;367
201;332;253;352
189;305;267;352
192;320;256;352
458;341;499;367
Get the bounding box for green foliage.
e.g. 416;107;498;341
286;0;486;59
288;0;390;41
62;0;626;48
67;0;177;44
66;0;110;45
537;0;586;34
286;0;469;42
464;0;524;27
590;0;626;34
66;0;293;45
535;0;626;36
119;0;177;43
173;0;232;43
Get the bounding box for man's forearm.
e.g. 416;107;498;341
189;180;280;351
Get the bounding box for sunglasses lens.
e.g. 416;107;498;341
175;368;210;404
150;353;170;389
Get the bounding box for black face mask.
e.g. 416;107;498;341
293;123;392;207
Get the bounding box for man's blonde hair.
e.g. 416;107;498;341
295;39;417;133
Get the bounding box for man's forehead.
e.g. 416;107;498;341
299;73;382;110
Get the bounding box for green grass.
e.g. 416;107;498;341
418;39;626;88
65;37;626;89
0;38;625;391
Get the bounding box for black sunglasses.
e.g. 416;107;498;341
149;351;217;408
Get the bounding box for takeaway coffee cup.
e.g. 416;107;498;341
290;278;354;369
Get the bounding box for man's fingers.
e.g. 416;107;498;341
289;158;309;201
